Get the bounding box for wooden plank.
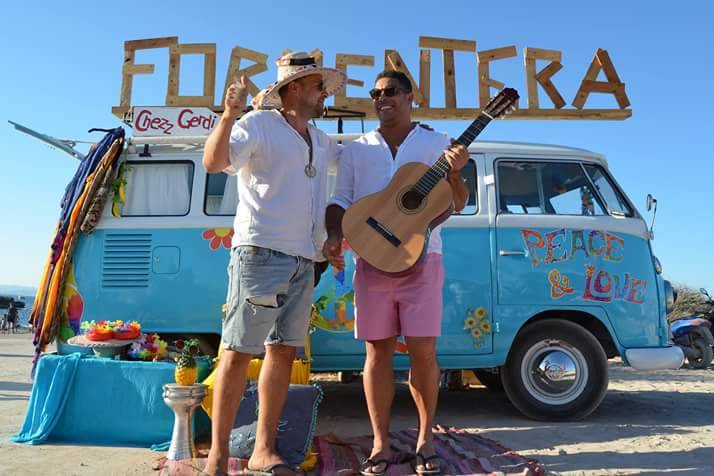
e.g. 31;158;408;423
572;53;604;109
166;95;214;107
524;47;562;62
119;49;136;108
419;36;476;52
204;51;216;100
535;62;565;109
580;80;624;93
384;50;424;105
222;47;269;106
477;46;517;63
419;49;430;108
310;48;323;67
338;53;375;66
167;45;180;99
525;58;539;109
230;46;269;65
123;64;155;75
595;49;623;83
486;79;505;90
478;46;517;108
111;106;131;120
347;79;364;87
595;49;630;108
335;53;375;100
173;43;215;55
443;48;456;108
478;62;490;110
188;104;632;122
125;36;178;51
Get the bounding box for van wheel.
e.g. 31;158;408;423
502;319;608;421
688;337;713;369
472;369;504;392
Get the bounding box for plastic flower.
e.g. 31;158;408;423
471;327;483;338
202;228;234;250
464;316;477;329
479;320;492;333
475;307;487;319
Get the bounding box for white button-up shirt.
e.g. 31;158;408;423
225;109;339;261
330;126;451;255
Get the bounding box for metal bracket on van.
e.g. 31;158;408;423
139;144;151;157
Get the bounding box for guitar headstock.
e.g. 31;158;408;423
483;88;519;119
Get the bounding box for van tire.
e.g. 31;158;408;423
472;369;504;392
502;319;608;421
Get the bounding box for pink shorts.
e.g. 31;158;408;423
353;253;444;341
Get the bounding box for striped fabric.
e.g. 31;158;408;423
156;425;545;475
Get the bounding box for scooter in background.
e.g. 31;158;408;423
671;288;714;369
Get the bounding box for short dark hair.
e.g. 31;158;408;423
375;70;412;92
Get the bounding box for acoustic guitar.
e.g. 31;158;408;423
342;88;519;275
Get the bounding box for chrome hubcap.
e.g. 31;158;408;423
521;339;588;405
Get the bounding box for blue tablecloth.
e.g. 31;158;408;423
12;353;210;447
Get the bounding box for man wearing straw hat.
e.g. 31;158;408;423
202;52;345;476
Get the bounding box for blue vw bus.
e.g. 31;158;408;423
53;132;682;420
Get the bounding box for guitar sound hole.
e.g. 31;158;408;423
401;189;425;211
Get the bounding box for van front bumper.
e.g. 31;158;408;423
625;346;684;370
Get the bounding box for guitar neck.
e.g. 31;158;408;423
414;113;492;196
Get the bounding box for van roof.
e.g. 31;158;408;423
127;135;607;165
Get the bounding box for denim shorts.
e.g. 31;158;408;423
223;246;314;354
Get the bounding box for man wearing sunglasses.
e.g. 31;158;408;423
323;71;469;476
202;51;345;476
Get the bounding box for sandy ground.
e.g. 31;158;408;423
1;333;713;476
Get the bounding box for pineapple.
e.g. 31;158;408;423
174;339;200;386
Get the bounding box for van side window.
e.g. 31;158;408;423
204;173;237;216
121;162;193;216
584;164;633;217
453;159;478;215
497;161;605;216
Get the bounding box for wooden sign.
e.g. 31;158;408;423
113;35;631;121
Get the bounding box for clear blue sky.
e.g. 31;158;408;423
1;0;712;292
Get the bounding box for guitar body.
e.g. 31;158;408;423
343;162;454;275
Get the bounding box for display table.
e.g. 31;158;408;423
12;353;210;447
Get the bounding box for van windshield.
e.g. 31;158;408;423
497;161;606;216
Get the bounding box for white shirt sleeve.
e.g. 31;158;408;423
224;112;260;175
329;143;354;209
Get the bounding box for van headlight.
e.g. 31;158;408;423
664;280;675;314
653;256;662;274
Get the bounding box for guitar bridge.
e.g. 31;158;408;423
366;217;401;247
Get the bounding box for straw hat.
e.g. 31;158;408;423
252;51;346;109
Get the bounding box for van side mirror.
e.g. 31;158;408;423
646;194;656;212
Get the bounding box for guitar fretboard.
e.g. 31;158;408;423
413;114;492;197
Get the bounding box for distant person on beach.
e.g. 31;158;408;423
201;52;345;476
324;70;469;476
7;302;18;333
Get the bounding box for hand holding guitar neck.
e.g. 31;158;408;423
342;88;519;275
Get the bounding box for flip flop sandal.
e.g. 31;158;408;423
360;458;393;476
244;463;297;475
414;453;441;475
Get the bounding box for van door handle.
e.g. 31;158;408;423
499;250;526;257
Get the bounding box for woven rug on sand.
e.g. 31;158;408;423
155;425;545;475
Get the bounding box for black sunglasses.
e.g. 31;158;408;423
369;86;405;100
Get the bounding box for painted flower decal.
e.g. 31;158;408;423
202;228;234;250
464;306;492;348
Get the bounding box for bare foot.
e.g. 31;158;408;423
203;451;227;476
